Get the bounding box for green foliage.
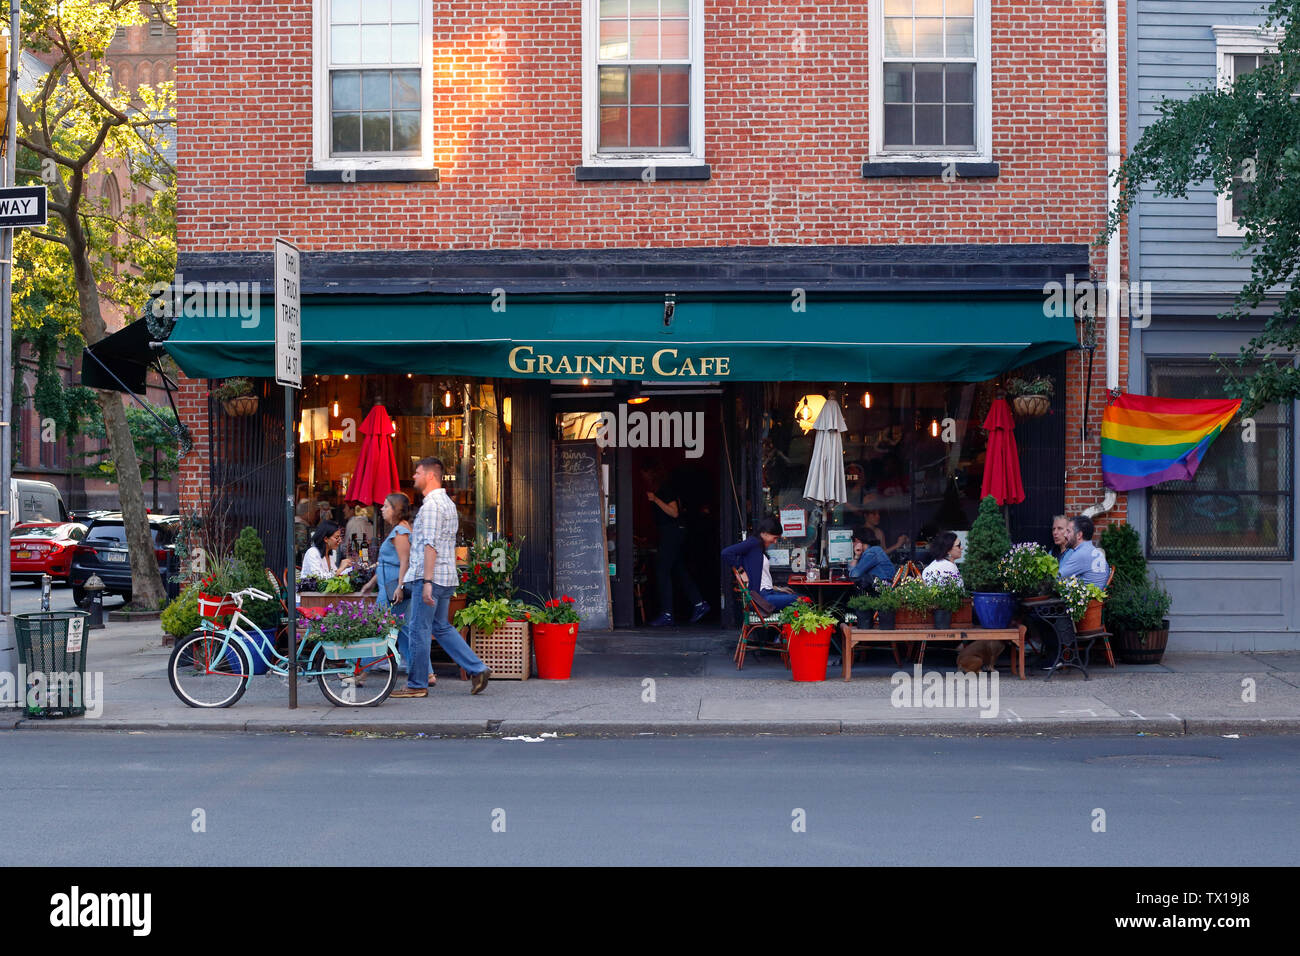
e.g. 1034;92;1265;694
777;597;839;634
160;585;200;638
1004;375;1055;398
1101;0;1300;414
894;577;936;612
928;573;966;612
454;597;525;636
1098;523;1146;591
1000;543;1061;596
234;527;266;576
527;596;580;624
81;402;182;483
964;496;1012;593
849;584;900;613
457;538;521;602
1055;577;1107;624
322;575;355;595
211;378;253;402
1105;578;1173;631
300;601;401;647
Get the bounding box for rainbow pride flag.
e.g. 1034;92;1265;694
1101;394;1241;492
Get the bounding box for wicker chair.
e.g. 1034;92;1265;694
731;568;787;669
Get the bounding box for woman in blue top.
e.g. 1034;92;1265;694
362;493;426;682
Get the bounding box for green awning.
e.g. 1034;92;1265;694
163;294;1076;383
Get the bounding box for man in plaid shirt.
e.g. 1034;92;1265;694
391;457;490;697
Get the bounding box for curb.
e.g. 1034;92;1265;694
7;716;1300;737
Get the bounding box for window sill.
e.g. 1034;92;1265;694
861;161;998;179
575;164;711;182
305;168;441;184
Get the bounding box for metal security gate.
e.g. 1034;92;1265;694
1008;351;1067;546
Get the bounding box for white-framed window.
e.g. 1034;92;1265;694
582;0;706;167
1213;24;1284;237
869;0;991;163
312;0;433;170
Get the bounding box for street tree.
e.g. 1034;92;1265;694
14;0;176;607
1104;0;1300;414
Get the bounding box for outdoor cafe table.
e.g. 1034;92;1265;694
783;575;857;611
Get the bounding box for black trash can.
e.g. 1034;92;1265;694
13;611;92;718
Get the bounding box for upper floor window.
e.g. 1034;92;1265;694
870;0;991;162
583;0;705;166
1214;25;1285;237
312;0;433;170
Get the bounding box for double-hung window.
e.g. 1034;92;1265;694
1213;26;1286;237
313;0;433;170
870;0;991;163
583;0;705;167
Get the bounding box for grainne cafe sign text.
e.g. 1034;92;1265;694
507;345;731;378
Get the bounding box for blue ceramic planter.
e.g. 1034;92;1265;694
971;592;1014;629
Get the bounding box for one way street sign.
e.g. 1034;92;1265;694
0;186;47;228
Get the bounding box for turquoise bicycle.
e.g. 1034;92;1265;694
167;586;398;708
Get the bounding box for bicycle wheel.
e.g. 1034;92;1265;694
315;648;396;707
169;631;250;708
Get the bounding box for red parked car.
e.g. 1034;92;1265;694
9;522;88;583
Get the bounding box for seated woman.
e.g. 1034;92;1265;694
848;527;896;591
301;520;353;580
720;516;799;611
920;531;964;585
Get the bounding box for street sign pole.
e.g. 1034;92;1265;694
275;239;302;708
1;0;22;629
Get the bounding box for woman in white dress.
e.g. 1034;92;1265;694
921;531;963;585
301;520;353;579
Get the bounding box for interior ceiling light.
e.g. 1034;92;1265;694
861;391;872;409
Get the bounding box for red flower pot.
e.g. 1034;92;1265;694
532;622;578;679
786;625;833;682
197;593;238;625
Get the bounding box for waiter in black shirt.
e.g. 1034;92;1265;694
642;461;710;627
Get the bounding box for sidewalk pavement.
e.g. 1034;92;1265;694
4;619;1300;737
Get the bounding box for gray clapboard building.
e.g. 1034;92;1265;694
1128;0;1296;648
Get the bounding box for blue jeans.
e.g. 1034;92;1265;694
761;590;798;610
386;595;414;667
406;582;487;689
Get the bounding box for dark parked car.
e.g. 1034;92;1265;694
68;514;181;606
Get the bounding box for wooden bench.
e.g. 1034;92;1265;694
839;624;1027;680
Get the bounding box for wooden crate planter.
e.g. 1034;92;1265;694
298;592;376;611
469;620;530;680
894;608;930;629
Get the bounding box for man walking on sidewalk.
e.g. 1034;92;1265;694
391;457;491;698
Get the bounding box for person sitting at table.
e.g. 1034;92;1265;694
863;508;910;557
721;516;799;612
921;531;964;585
301;520;353;580
848;527;895;591
1035;514;1111;669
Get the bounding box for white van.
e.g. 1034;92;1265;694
8;479;69;529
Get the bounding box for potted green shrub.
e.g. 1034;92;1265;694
846;592;877;629
1106;576;1173;664
1000;542;1060;597
777;597;839;681
211;378;258;417
1005;375;1054;418
927;570;965;629
530;595;580;679
870;582;901;630
965;495;1013;628
160;586;200;646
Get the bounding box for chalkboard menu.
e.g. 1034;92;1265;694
552;440;613;631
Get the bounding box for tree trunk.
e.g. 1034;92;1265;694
74;250;167;609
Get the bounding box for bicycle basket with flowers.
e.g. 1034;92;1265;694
299;600;401;657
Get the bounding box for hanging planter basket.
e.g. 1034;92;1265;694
1012;394;1051;418
221;395;259;417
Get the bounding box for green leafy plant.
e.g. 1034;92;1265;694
529;595;580;624
1098;522;1146;592
160;586;201;638
323;575;356;595
453;597;527;636
894;577;936;612
1105;577;1172;632
1004;375;1055;397
299;600;401;646
849;582;900;612
457;538;521;603
1055;576;1107;624
210;378;254;402
777;596;839;634
197;559;246;598
963;495;1012;593
927;570;967;612
999;542;1060;596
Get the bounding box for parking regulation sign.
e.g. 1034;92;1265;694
274;238;301;389
0;186;47;227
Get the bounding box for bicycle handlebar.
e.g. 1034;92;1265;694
229;587;273;607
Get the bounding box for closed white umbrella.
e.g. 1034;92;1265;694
803;395;848;567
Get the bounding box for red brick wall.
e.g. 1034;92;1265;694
177;0;1129;526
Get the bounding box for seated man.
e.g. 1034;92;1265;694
848;527;896;591
721;516;799;612
1037;514;1111;668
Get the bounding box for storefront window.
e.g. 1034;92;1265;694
759;382;989;565
297;374;506;544
1147;360;1293;560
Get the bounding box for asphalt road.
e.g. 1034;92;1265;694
3;580;113;615
0;733;1294;866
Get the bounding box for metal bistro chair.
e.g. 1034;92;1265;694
732;567;787;670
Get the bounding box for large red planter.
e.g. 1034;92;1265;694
786;625;832;682
532;622;578;679
197;593;238;625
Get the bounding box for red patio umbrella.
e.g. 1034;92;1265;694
980;397;1026;506
348;404;401;507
